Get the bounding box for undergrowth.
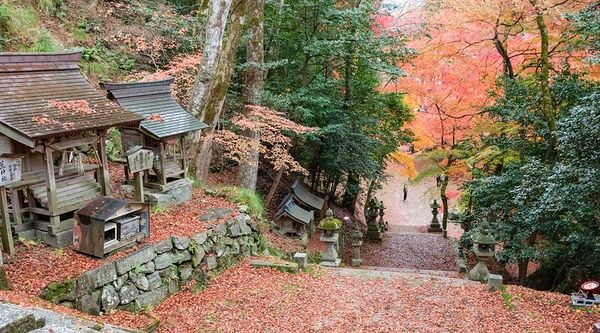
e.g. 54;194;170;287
217;186;265;218
0;1;60;52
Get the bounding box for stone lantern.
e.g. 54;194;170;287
365;198;383;241
468;220;497;282
427;199;443;233
351;224;364;267
319;208;341;267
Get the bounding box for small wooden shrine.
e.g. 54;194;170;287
276;179;325;236
101;78;207;192
0;52;143;249
281;179;325;213
273;198;314;236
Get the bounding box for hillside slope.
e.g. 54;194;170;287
0;0;197;83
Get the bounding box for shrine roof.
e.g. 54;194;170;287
0;52;143;147
274;198;314;225
101;78;208;140
291;179;325;211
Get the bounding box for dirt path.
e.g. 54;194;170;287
359;161;462;271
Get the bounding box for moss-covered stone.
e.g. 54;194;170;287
40;279;76;304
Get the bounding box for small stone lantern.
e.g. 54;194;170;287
468;220;497;282
351;223;364;267
427;199;443;233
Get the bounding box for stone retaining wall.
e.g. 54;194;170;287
41;210;260;315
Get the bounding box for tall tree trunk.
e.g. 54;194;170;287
517;259;529;285
265;168;284;206
530;0;557;154
187;0;233;180
193;1;247;181
238;0;265;190
342;173;360;212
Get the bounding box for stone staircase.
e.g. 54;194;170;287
0;303;134;333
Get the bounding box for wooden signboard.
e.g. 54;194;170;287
124;146;154;202
125;146;154;174
0;156;21;255
0;157;21;186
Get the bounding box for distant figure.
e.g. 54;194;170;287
403;184;408;201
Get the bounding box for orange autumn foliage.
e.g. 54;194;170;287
390;151;417;179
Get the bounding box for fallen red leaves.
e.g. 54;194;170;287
141;260;600;333
360;233;458;271
48;100;96;115
147;113;165;123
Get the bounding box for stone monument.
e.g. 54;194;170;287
365;198;384;241
427;199;443;233
468;220;497;282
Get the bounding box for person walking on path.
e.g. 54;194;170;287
403;184;408;201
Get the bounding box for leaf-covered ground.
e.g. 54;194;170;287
140;260;600;333
360;233;458;271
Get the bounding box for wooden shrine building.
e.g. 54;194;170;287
275;179;325;236
0;52;143;249
273;198;314;237
101;78;207;192
280;179;325;214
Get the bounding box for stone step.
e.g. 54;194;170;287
0;302;135;333
0;311;44;333
31;326;96;333
250;259;299;273
361;265;464;279
329;266;477;287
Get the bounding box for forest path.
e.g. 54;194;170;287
359;161;461;272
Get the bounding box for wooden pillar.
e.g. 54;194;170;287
10;189;22;225
43;146;59;226
180;137;187;178
159;142;167;185
0;186;14;255
133;172;144;202
98;135;111;196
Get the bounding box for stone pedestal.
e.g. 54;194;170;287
125;179;193;208
468;247;493;282
352;241;363;267
320;233;341;267
366;221;383;241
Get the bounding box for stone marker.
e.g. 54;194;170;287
488;274;503;292
293;253;308;269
